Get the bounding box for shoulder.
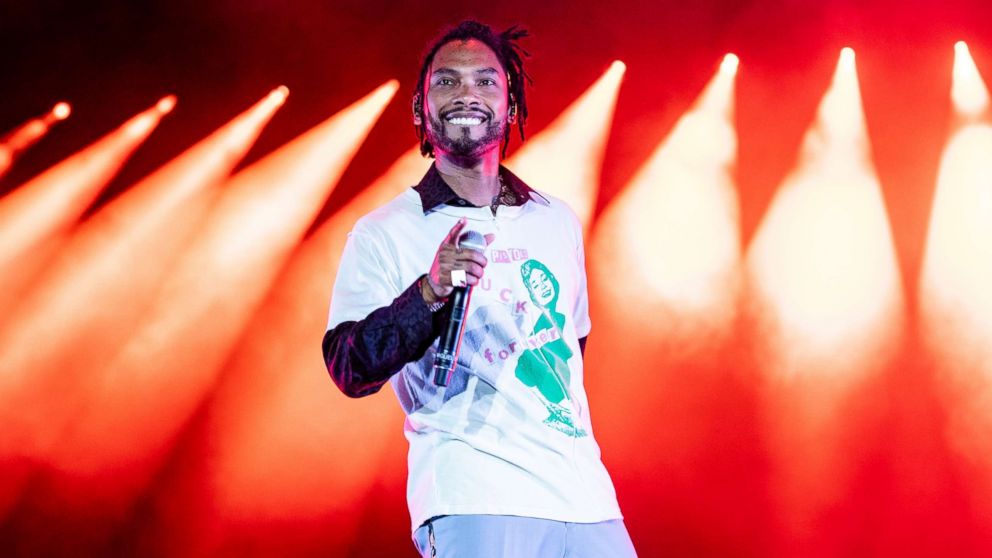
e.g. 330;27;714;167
351;188;424;239
528;190;581;226
524;190;584;248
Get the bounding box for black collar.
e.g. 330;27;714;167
413;163;541;214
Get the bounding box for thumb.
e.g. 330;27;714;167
484;233;495;247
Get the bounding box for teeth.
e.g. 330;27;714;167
448;117;483;126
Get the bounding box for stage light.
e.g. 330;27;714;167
591;53;739;345
951;41;989;118
0;88;288;523
920;43;992;477
505;59;625;228
747;48;902;383
130;148;427;554
721;53;740;75
52;102;71;121
156;94;177;114
0;102;73;178
0;98;170;312
744;48;904;546
272;85;290;102
23;82;397;536
583;51;740;487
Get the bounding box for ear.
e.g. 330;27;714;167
412;93;423;126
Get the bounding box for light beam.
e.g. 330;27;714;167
29;83;396;533
744;48;904;549
591;53;740;347
506;60;625;229
920;41;992;507
0;97;172;303
0;102;73;178
0;88;287;520
952;41;990;118
132;148;427;554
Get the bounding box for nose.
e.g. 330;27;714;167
452;83;482;106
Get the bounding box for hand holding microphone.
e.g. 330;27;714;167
425;217;490;297
425;218;493;386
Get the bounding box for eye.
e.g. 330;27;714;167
435;77;456;86
478;78;497;86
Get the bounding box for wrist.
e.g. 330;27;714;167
420;276;447;311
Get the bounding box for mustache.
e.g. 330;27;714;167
439;107;494;120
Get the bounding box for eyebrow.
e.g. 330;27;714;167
432;67;501;76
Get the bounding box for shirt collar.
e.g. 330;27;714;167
413;163;547;214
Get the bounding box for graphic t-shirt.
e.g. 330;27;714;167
328;187;622;533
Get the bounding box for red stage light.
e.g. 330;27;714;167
0;102;73;178
920;42;992;505
7;83;399;552
52;102;71;121
0;87;288;527
745;48;905;553
0;98;170;314
721;53;740;75
506;59;626;228
136;148;426;554
591;53;740;345
951;41;989;118
156;94;177;114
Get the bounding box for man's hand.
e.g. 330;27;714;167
424;217;493;302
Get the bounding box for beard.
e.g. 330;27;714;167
426;112;505;158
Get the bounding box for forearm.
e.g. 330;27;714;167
322;277;444;398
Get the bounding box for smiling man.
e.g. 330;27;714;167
322;20;635;558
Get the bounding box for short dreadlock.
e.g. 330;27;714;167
413;20;532;159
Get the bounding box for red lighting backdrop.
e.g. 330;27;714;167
2;1;992;556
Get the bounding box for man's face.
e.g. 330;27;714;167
420;39;509;158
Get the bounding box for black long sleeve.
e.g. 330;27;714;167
322;277;446;398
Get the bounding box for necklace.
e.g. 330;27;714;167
490;174;515;215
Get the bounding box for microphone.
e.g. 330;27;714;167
433;230;486;387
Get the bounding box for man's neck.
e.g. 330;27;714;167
434;150;502;208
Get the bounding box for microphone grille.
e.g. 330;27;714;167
459;230;487;252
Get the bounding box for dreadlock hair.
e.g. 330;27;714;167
413;20;532;159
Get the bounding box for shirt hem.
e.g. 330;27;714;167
410;504;623;535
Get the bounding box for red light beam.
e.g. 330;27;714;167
744;48;905;550
0;88;286;521
0;97;172;304
132;148;427;554
920;41;992;513
591;53;740;349
506;60;626;229
0;101;72;178
35;82;396;527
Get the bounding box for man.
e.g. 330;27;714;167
323;20;636;558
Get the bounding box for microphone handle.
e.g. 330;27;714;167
433;285;470;386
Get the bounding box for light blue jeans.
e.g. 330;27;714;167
413;515;637;558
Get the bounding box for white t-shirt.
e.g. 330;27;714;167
327;186;622;533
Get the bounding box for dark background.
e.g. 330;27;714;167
3;0;988;283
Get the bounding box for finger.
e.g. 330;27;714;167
445;217;467;247
460;261;485;279
455;250;488;268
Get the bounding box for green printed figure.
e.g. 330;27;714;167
514;259;586;437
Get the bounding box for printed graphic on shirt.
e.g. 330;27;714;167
514;259;587;438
